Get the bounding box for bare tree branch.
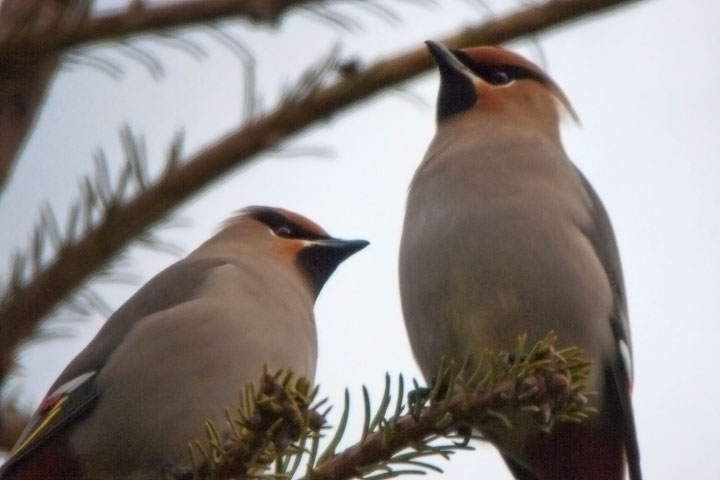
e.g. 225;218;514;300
0;0;642;409
0;0;322;58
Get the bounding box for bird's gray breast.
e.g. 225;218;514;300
400;130;614;382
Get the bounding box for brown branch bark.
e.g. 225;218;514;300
0;0;321;58
0;0;642;439
308;382;518;480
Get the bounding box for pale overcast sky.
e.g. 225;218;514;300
1;0;719;478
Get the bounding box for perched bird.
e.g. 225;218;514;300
399;41;641;480
0;206;368;480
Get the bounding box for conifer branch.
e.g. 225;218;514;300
168;370;324;480
175;333;594;480
306;333;593;480
0;0;89;193
0;0;344;195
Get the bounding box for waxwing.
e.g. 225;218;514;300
399;41;641;480
0;206;368;480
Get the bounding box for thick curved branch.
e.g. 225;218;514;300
0;0;641;395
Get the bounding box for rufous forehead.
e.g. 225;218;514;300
230;206;329;237
459;45;579;123
459;46;548;80
274;208;329;237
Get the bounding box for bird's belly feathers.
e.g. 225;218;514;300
447;206;611;350
400;159;614;389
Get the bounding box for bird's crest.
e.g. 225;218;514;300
457;45;579;123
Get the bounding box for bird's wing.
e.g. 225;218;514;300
0;371;99;473
575;168;642;480
51;256;227;387
574;168;629;340
0;256;227;474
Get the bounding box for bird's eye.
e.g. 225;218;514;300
274;226;293;237
485;69;513;86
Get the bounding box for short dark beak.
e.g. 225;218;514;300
426;40;459;70
316;238;369;258
297;238;369;297
425;40;477;122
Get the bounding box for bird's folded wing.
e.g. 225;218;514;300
1;371;98;472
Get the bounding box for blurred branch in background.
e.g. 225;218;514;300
0;0;328;195
0;0;322;59
0;0;89;193
0;0;643;456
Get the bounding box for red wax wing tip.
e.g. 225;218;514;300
38;394;63;413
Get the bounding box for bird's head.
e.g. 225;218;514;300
426;41;578;141
227;206;368;296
